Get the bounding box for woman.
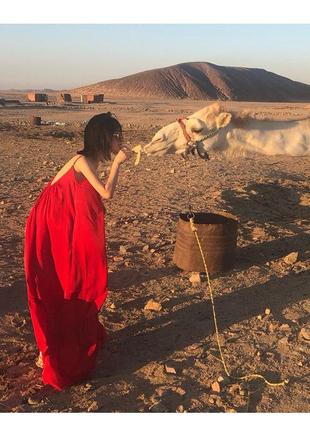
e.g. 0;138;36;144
24;112;132;390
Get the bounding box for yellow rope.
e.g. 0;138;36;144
189;217;289;388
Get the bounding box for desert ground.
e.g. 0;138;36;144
0;96;309;412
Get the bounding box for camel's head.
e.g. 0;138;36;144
194;103;233;157
143;103;232;159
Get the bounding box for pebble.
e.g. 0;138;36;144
283;252;298;265
164;364;176;374
189;272;201;284
211;381;221;393
28;397;41;405
144;299;162;312
119;245;127;255
176;405;185;413
217;375;230;386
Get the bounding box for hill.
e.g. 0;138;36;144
72;62;310;101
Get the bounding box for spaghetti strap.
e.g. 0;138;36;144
73;155;83;167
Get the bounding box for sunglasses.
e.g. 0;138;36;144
113;132;123;141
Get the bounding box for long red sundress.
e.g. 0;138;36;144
24;155;108;391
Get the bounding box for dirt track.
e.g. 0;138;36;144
0;99;309;412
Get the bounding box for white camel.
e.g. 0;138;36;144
139;103;310;159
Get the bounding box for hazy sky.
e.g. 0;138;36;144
1;24;310;89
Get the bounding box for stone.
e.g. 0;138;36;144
119;245;127;255
283;252;298;265
211;381;221;393
28;397;40;405
189;272;201;284
176;405;185;412
144;299;162;312
164;364;176;374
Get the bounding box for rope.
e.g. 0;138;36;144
189;216;289;388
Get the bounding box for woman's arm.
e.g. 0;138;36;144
76;157;115;199
104;158;121;199
77;149;130;200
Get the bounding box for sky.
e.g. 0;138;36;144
1;24;310;90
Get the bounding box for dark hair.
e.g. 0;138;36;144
77;112;122;161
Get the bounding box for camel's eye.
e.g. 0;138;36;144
192;128;203;133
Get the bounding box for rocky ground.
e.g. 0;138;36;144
0;100;309;412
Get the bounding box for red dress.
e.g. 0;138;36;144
24;156;108;391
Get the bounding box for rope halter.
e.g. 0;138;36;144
177;117;219;160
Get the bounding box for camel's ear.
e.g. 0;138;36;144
204;102;222;120
216;112;232;128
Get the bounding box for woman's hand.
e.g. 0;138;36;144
114;145;134;165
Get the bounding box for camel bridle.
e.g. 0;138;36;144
177;117;219;160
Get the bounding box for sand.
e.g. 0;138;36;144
0;99;309;412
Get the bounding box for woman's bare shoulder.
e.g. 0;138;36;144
71;154;87;172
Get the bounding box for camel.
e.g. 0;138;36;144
141;103;310;158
